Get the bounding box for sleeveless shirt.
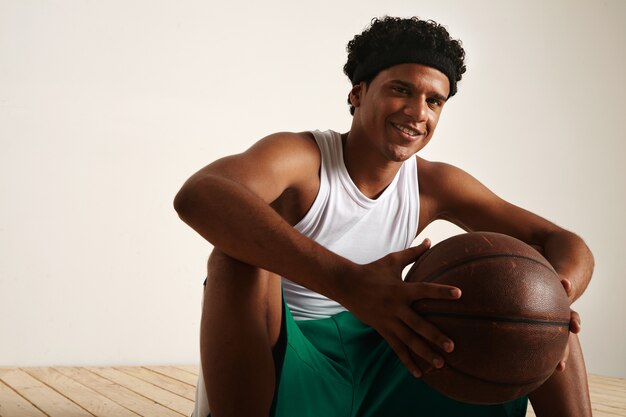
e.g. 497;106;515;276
282;129;420;320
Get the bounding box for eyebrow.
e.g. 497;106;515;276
389;79;448;102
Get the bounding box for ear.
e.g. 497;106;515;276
349;83;364;108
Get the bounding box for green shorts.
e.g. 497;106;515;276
271;298;528;417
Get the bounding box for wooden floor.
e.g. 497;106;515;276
0;367;624;416
0;366;197;417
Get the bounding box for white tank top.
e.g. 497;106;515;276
282;129;420;320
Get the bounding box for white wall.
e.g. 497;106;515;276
1;0;624;378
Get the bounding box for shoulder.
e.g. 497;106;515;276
240;131;321;177
250;132;324;224
247;131;320;159
416;156;495;225
192;131;322;202
416;157;465;196
417;156;487;192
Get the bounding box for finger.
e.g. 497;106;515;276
557;338;571;372
560;278;573;297
410;282;462;300
393;319;446;369
556;345;569;372
401;306;455;353
569;310;582;333
382;331;423;378
395;239;432;267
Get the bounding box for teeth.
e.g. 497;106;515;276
392;122;420;136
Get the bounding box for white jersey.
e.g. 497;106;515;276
282;129;420;320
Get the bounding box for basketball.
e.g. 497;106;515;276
406;232;571;404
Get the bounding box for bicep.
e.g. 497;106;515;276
181;132;320;204
429;162;560;246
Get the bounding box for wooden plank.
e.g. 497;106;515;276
144;366;197;385
591;401;626;416
590;391;626;407
25;368;140;417
589;375;626;392
589;375;626;412
589;374;626;384
174;366;199;376
590;405;626;417
0;368;92;417
528;401;623;417
590;383;626;395
0;378;48;417
54;367;184;417
115;367;195;400
2;366;622;417
87;367;193;416
588;376;625;388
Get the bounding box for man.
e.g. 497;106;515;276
175;16;594;417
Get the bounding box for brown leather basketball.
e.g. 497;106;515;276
407;232;570;404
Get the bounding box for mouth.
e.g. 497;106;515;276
390;122;424;138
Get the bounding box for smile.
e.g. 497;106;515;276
390;122;423;137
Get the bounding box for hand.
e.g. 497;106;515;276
339;239;462;378
556;278;581;371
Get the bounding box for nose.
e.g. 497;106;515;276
404;97;428;122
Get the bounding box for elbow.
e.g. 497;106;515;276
571;230;595;279
173;182;197;221
586;243;595;280
173;173;220;224
570;231;596;288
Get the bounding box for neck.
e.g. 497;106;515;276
342;131;403;199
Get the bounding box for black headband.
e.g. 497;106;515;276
351;47;458;97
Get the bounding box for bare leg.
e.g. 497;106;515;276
201;249;283;417
528;334;592;417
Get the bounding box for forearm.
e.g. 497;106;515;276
174;174;355;301
541;229;594;303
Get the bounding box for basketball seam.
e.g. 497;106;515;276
419;253;556;283
419;312;570;327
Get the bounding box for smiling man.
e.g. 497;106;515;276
175;16;594;417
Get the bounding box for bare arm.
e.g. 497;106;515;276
175;133;462;377
174;132;352;300
418;158;594;303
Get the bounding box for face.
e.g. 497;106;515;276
349;63;450;163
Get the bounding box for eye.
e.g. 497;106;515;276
427;97;443;107
392;86;410;95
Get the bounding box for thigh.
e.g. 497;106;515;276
204;249;282;345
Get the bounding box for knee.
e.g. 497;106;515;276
201;250;282;346
207;249;279;295
204;249;282;330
